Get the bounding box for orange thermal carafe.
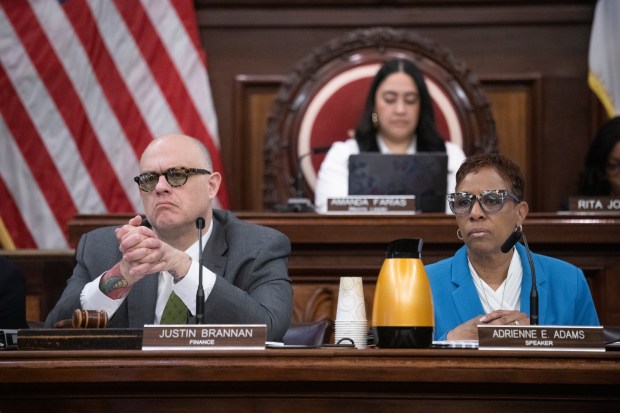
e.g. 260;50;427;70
371;239;434;348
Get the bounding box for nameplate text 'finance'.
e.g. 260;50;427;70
142;324;267;350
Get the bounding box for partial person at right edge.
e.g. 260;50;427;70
577;116;620;197
314;58;466;213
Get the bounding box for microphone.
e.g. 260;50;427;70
521;232;538;325
500;227;539;325
195;217;206;324
140;217;151;228
284;145;332;212
501;228;522;253
294;145;332;198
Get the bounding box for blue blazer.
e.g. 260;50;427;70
425;243;600;340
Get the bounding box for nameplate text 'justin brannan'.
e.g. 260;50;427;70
478;325;604;352
142;324;266;350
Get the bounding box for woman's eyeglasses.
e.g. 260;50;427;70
134;167;211;192
447;190;520;216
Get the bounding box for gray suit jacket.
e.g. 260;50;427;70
45;209;293;341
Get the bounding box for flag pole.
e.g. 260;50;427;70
0;216;16;250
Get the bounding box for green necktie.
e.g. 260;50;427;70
160;291;189;324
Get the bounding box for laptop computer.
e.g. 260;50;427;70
348;152;448;212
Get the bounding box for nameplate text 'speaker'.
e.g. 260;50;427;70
478;325;604;352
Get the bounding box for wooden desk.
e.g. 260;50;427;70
1;348;619;412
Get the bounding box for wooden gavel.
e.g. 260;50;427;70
72;309;108;328
54;309;108;328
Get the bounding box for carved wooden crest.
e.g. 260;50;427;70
263;27;497;210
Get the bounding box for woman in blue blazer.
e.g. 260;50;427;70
425;153;599;341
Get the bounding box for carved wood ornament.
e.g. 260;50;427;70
263;27;497;210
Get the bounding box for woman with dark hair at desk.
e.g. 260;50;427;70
578;116;620;197
425;153;599;341
314;58;466;213
0;256;29;329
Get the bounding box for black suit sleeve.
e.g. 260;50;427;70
0;257;29;329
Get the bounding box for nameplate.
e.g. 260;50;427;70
326;195;416;214
478;325;604;352
569;196;620;212
142;324;266;351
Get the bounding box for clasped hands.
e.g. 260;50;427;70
446;309;530;340
115;215;190;286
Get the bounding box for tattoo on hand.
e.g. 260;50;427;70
169;255;191;284
170;270;184;284
100;276;129;291
100;262;132;299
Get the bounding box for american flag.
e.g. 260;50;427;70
0;0;228;249
588;0;620;117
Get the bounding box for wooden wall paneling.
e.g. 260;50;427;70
232;76;285;210
197;1;596;212
540;77;594;211
289;280;337;324
493;89;529;162
1;250;75;324
483;75;542;209
237;76;542;212
26;295;41;326
602;258;620;325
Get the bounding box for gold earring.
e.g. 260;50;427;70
371;112;379;129
456;229;464;240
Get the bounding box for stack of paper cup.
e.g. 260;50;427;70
335;276;368;349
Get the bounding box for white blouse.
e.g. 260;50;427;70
468;248;523;314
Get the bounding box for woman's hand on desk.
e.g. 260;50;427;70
447;310;530;340
480;310;529;327
447;316;482;340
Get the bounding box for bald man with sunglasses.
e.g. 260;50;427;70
45;134;293;341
